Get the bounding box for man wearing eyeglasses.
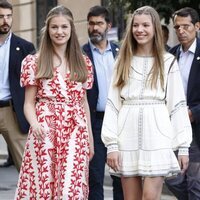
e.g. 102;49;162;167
0;1;35;172
82;5;123;200
165;7;200;200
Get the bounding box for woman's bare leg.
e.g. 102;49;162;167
142;177;164;200
121;176;142;200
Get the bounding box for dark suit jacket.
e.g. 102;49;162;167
82;42;119;123
9;33;35;133
169;37;200;147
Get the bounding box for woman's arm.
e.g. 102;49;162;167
24;85;45;141
83;93;94;161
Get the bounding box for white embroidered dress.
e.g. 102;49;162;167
101;53;192;177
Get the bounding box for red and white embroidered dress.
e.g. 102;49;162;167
15;54;93;200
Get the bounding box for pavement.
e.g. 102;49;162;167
0;135;177;200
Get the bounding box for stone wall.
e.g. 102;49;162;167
9;0;100;47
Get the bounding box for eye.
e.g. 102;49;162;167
62;25;69;29
133;24;138;28
174;24;191;30
97;21;104;26
51;25;58;29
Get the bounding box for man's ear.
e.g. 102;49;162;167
195;22;200;32
107;22;112;30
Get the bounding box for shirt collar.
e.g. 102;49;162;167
180;38;196;54
89;40;112;52
0;32;12;47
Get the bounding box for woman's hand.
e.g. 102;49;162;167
31;123;46;141
89;141;94;161
178;155;189;174
107;151;120;172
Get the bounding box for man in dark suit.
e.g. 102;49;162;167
165;7;200;200
82;5;123;200
0;1;35;172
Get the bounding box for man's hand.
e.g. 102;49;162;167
188;109;194;122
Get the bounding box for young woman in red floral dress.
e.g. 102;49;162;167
15;5;94;200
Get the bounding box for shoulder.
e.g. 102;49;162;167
22;54;37;65
82;42;90;52
12;34;33;45
164;52;175;61
197;37;200;44
82;54;92;68
163;52;178;73
110;41;119;51
169;44;180;55
196;37;200;50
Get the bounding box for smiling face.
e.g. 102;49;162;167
132;14;154;48
48;15;71;48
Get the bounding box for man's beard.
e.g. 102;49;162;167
89;31;107;44
0;24;11;35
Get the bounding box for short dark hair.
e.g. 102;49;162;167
0;0;13;11
173;7;199;25
87;5;111;23
161;25;169;34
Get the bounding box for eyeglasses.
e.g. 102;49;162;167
173;24;191;31
0;14;12;19
88;21;105;27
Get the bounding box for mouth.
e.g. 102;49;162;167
55;36;65;40
91;32;100;36
1;24;9;29
178;37;187;41
135;35;146;39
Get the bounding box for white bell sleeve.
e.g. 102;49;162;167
166;57;192;154
101;68;122;154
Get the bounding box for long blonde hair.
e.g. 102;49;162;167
115;6;165;89
36;5;87;82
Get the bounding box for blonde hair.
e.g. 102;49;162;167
115;6;165;89
36;5;87;82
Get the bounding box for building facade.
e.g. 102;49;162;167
10;0;100;47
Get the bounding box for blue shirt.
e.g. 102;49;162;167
179;38;196;96
0;32;11;100
90;41;115;111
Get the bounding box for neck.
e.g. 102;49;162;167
92;39;108;53
136;49;153;57
0;32;10;45
181;39;195;52
54;45;66;58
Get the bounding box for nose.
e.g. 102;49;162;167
92;24;99;30
137;25;144;32
177;27;185;34
57;27;63;33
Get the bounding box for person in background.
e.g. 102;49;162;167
165;7;200;200
101;6;192;200
0;147;14;167
162;24;171;51
0;0;35;171
14;5;94;199
82;5;123;200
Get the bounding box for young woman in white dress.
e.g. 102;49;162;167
101;6;192;200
